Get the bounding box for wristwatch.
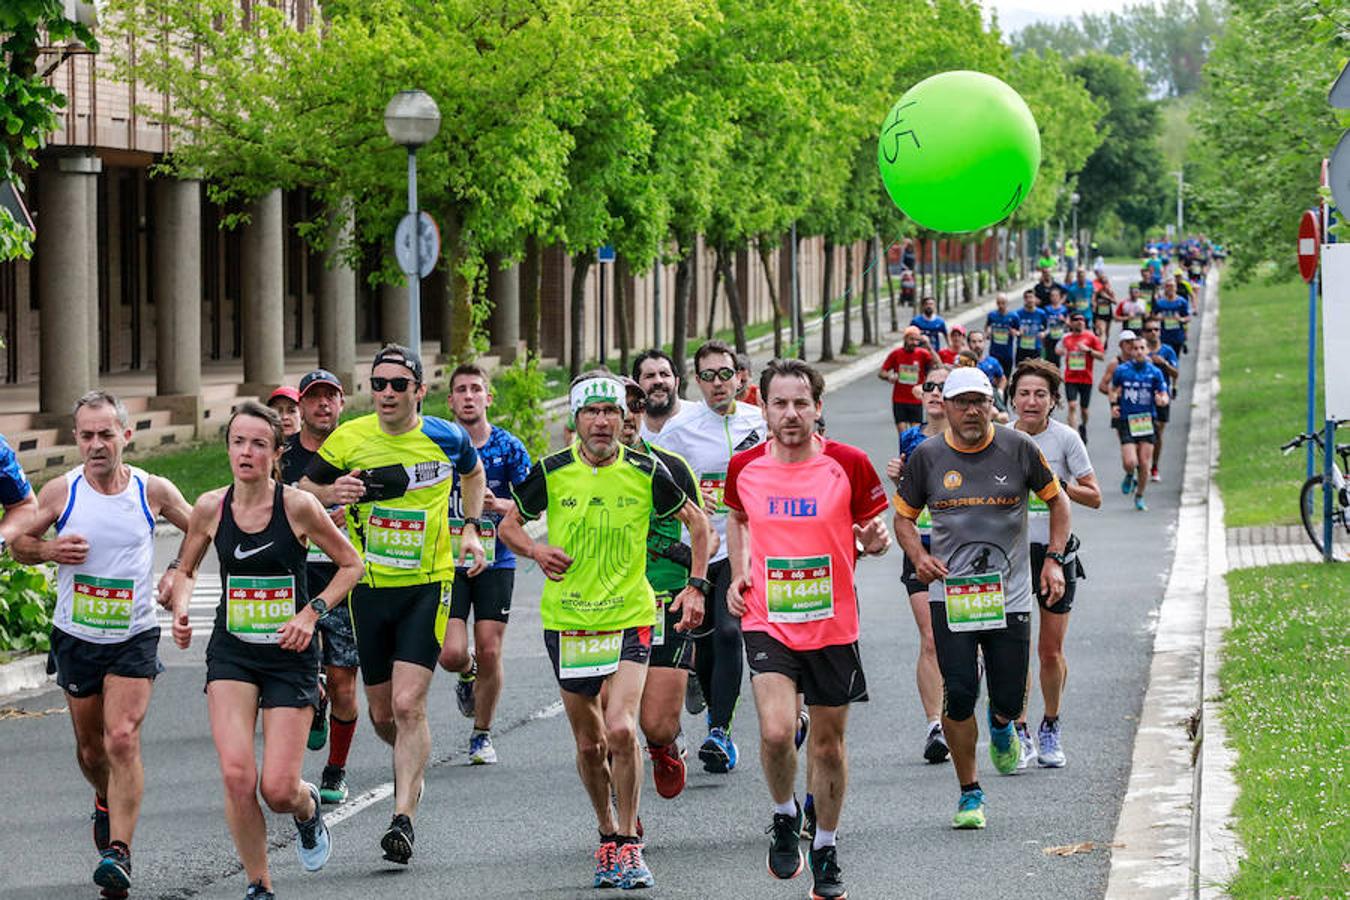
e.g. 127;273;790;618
1044;550;1069;566
686;575;713;598
308;597;329;616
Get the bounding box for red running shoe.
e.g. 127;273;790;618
648;741;687;799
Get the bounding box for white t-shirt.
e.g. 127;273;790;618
1020;418;1092;546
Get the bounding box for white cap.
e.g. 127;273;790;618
942;366;993;399
1118;329;1138;343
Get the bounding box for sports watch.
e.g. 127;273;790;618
308;597;329;616
1044;550;1069;566
686;575;713;598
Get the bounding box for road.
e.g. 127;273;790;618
0;264;1198;899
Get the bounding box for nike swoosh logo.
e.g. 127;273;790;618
234;542;274;560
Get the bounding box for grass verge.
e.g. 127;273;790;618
1219;563;1350;897
1216;277;1323;527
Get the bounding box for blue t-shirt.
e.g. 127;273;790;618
978;355;1006;384
897;425;935;547
1152;297;1190;345
0;436;32;507
1066;282;1094;314
1014;307;1049;351
1113;360;1169;419
910;314;947;351
449;425;533;570
1149;342;1180;395
1043;304;1069;345
984;311;1019;356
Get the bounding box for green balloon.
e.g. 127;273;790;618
877;70;1041;234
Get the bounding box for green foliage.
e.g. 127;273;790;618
0;556;56;653
489;356;552;463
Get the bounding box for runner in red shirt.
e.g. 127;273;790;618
938;324;968;365
879;327;934;433
1057;313;1106;443
725;358;890;900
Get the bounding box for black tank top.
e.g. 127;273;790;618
211;483;313;660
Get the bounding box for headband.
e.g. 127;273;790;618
569;376;623;415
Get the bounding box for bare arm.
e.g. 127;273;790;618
500;507;572;581
724;509;752;617
893;513;947;583
170;491;224;649
1038;490;1070;604
298;470;365;508
1064;473;1102;509
0;492;39;547
668;499;709;632
9;478;86;566
275;489;364;653
148;475;193;532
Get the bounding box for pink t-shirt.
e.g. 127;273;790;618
724;438;888;651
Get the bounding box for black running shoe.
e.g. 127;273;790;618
923;722;950;764
92;795;110;851
381;813;415;865
766;805;804;880
809;844;847;899
93;843;131;891
244;880;276;900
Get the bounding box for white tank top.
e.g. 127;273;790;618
53;465;159;643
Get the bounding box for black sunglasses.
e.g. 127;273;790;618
697;367;737;383
922;381;944;393
371;376;416;393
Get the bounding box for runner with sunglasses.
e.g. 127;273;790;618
299;344;488;866
653;340;766;776
1138;317;1180;483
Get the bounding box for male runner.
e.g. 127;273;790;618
725;358;890;900
436;363;533;765
1013;290;1047;366
499;370;710;889
736;353;761;406
656;340;767;774
633;349;689;440
1139;317;1180;482
893;367;1069;829
1092;273;1117;342
1114;286;1148;334
879;327;934;433
1066;268;1094;319
909;296;947;353
982;293;1019;379
10;391;192;894
280;369;360;803
1058;313;1106;443
300;344;487;864
1151;278;1191;359
1041;286;1070;369
1032;268;1067;307
1109;336;1171;511
966;330;1006;395
938;325;967;365
0;434;37;549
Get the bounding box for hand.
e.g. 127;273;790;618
726;574;751;617
330;470;366;505
669;586;705;633
458;527;488;577
155;570;175;610
533;542;573;581
1040;558;1066;605
915;552;948;584
327;506;346;529
885;457;903;486
701;490;721;514
172;610;192;649
853;517;891;556
46;533;89;565
277;609;316;653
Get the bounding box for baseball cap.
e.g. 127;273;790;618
942;367;993;399
298;369;343;397
267;386;299;405
950;323;967;336
372;345;424;383
1118;329;1138;342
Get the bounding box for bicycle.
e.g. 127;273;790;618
1279;421;1350;557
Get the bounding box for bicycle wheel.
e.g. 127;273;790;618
1300;476;1329;555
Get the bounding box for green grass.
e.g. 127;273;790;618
1219;564;1350;898
1216;277;1324;527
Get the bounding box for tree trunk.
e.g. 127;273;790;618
521;234;541;357
569;252;590;379
758;240;784;358
616;254;632;376
442;207;475;363
704;260;722;339
841;243;855;355
884;235;899;332
673;241;693;398
962;241;975;304
861;239;875;346
719;246;749;353
819;239;835;363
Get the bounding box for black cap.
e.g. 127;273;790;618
298;369;344;397
371;345;423;383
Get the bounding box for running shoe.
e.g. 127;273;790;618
1015;722;1036;770
593;839;621;888
684;675;706;715
319;764;349;804
294;782;331;872
952;788;987;830
808;844;847;899
648;741;687;799
308;694;329;751
987;710;1021;775
1150;468;1161;483
698;727;738;774
766;803;805;880
1037;719;1066;768
795;709;811;751
455;653;477;719
1078;424;1088;444
244;881;275;900
468;730;497;765
800;794;817;842
1135;496;1148;512
93;842;131;891
381;813;415;865
1120;472;1135;495
923;722;949;764
617;841;654;889
92;795;110;851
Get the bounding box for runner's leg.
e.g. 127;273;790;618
751;672;800;806
258;706;316;820
389;661;434;818
471;618;507;732
908;592;942;722
560;688;618;836
208;681;269;888
605;660;649;837
1038;611;1071;718
805;705;849;834
1136;443;1155;498
67;692;110;799
437;616;471;676
639;667;686;748
100;675;153;846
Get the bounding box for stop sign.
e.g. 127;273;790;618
1298;209;1320;283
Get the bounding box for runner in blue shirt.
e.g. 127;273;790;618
1150;280;1191;357
910;296;947;353
0;435;37;552
983;293;1019;378
1140;317;1180;484
1066;270;1095;319
1013;290;1048;366
1109;336;1170;512
1041;287;1070;368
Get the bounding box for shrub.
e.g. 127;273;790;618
0;557;56;653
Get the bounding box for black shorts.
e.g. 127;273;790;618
1065;382;1093;407
930;605;1030;722
448;567;514;623
350;581;444;686
1115;418;1158;445
48;627;163;698
743;630;868;708
315;600;359;669
1030;542;1085;615
901;552;930;597
544;627;651;697
892;401;922;426
1156;403;1171;424
649;591;695;670
205;629;321;709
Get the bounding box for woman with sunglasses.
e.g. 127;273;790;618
885;362;950;764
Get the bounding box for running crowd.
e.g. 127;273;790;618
0;241;1212;900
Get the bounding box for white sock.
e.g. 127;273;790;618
926;719;942;736
813;828;837;850
773;798;797;816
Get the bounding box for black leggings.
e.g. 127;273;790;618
929;604;1030;723
694;558;743;730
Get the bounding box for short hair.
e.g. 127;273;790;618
1023;289;1036;299
735;352;752;374
72;390;129;429
955;350;979;368
693;339;735;371
450;363;490;390
921;295;935;304
631;348;678;383
1009;358;1062;401
759;358;825;404
967;329;985;340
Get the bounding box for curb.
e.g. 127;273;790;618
0;653;52;698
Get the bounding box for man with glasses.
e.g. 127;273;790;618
893;367;1069;830
1138;317;1179;484
300;344;487;865
654;339;765;775
498;370;710;890
1058;314;1106;444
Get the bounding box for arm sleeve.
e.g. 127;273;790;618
421;418;481;475
0;438;32;506
511;463;548;521
666;453;700;507
307;438;348;485
650;463;686;519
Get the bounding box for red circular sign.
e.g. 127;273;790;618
1298;210;1320;283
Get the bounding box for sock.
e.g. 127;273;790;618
773;797;798;816
617;834;640;845
327;715;357;768
108;840;129;856
803;792;815;814
813;828;837;850
926;718;941;735
600;831;617;844
960;781;982;794
472;727;490;738
1042;715;1059;728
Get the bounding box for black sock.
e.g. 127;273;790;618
1042;715;1059;727
960;781;982;794
617;834;640;845
109;840;129;856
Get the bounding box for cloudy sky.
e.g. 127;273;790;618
985;0;1137;33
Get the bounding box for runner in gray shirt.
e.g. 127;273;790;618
893;366;1069;831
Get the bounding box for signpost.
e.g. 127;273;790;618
597;245;615;367
1299;210;1319;480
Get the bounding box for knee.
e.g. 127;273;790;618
715;616;741;645
103;722;140;764
77;739;107;775
917;628;937;660
606;719;637;753
475;643;502;673
259;775;297;814
391;692;426;725
1038;641;1064;667
368;706;395;734
810;735;845;771
219;758;258;802
576;736;608;768
943;679;978;722
438;645;470;673
759;717;796;753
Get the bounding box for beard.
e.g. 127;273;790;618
645;389;675;417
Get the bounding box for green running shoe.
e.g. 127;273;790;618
988;710;1021;775
952;788;986;830
307;695;329;751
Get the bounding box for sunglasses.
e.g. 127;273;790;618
698;367;737;383
922;381;945;393
1143;326;1161;332
626;395;647;414
371;376;416;393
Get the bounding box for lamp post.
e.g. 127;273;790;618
1070;191;1080;250
1171;170;1184;237
385;90;441;354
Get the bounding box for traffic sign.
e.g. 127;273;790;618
1327;132;1350;224
395;212;439;278
1298;209;1320;283
596;245;615;264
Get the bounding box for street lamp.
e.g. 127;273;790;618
1170;171;1184;237
1070;191;1080;250
385;89;441;354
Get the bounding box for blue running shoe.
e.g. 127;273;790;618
1134;495;1148;512
794;710;811;751
93;843;131;891
952;788;986;829
699;727;738;773
1120;472;1135;495
618;841;654;889
593;839;621;888
987;710;1021;775
294;782;331;871
468;730;498;765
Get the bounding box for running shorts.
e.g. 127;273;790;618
930;605;1030;723
351;581;444;685
1065;382;1093;408
892;401;923;426
1156;403;1171;424
649;590;695;670
48;627;162;698
316;600;360;669
205;629;321;709
544;627;651;697
1115;418;1158;445
901;553;929;597
447;567;514;623
743;630;868;707
1030;542;1085;615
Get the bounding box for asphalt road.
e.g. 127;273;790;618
0;264;1199;899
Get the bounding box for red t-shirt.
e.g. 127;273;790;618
1059;331;1105;384
938;347;957;365
724;439;888;651
881;346;932;405
741;384;761;406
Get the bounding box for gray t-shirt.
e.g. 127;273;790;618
896;426;1059;613
1020;419;1091;546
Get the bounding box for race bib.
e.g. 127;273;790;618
652;591;672;647
449;519;496;566
1127;413;1155;437
943;573;1006;632
916;506;933;538
700;473;727;514
896;364;920;385
1067;351;1087;371
1096;301;1113;316
365;506;427;569
226;575;296;643
1047;325;1065;340
71;574;134;633
1028;491;1050;516
1126;317;1143;331
1019;334;1038;350
558;630;623;679
1163;316;1180;330
991;326;1010;345
765;555;834;623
